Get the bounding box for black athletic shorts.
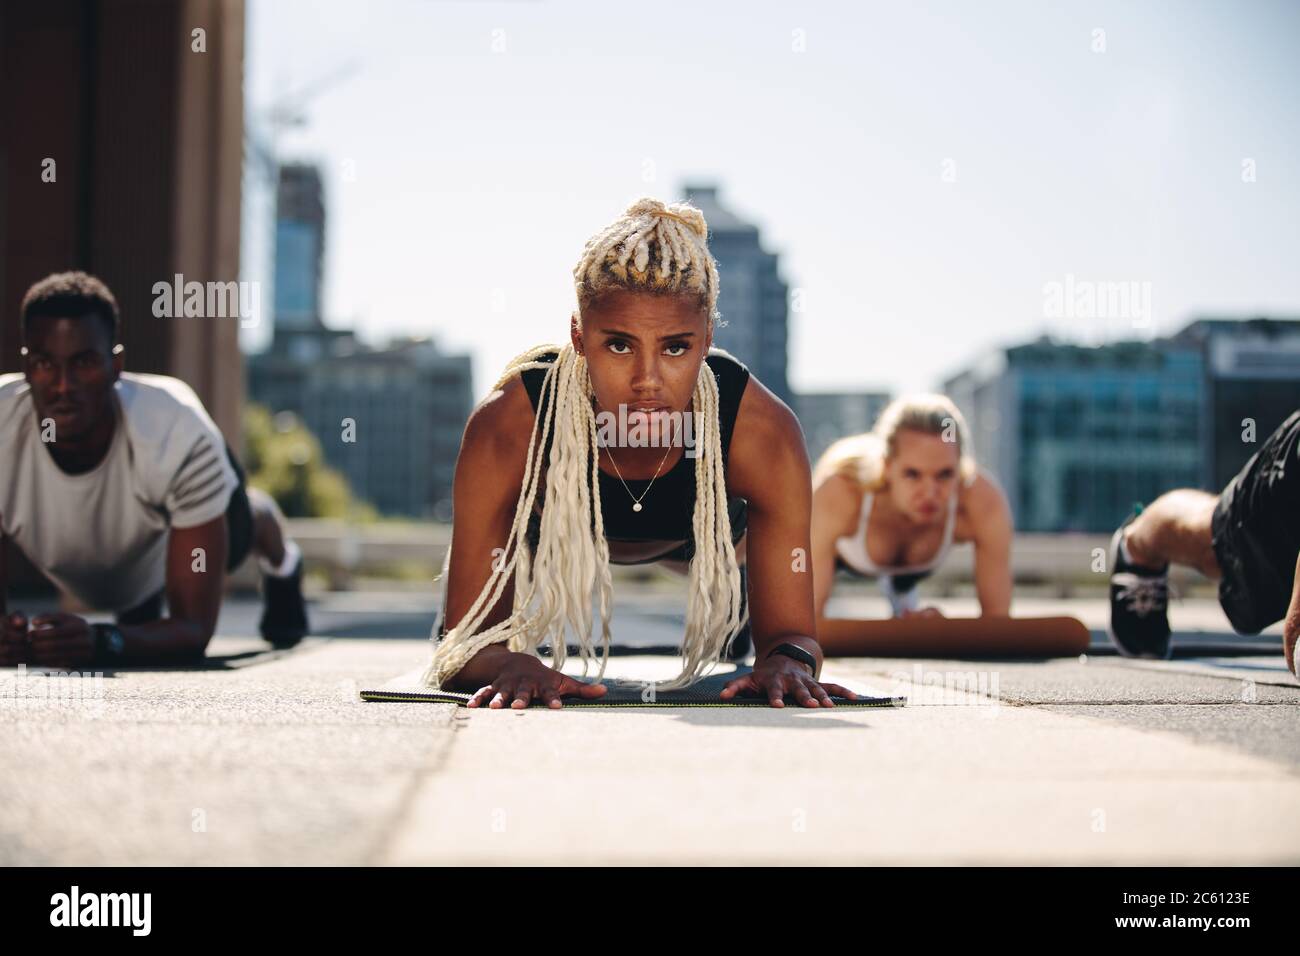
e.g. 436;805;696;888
1210;409;1300;635
116;442;254;626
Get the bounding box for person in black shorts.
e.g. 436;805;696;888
1108;409;1300;674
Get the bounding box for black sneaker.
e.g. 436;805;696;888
259;558;309;649
1107;514;1171;659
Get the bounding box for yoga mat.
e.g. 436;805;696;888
816;615;1090;658
360;666;906;708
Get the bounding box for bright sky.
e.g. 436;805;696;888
241;0;1300;398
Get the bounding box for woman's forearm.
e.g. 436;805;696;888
442;641;513;690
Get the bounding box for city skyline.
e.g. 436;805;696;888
242;0;1300;400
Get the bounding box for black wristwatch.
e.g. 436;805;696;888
92;623;126;665
766;641;817;678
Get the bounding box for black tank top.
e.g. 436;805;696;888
519;348;751;559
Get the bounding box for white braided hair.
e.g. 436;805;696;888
421;197;747;691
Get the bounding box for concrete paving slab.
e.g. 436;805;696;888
3;629;1298;866
835;656;1300;706
1038;703;1300;768
383;655;1300;865
0;639;455;865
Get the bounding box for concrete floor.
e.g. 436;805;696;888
1;592;1295;865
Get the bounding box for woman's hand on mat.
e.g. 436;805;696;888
25;612;95;668
465;652;607;709
899;606;944;620
1;612;30;666
721;657;859;709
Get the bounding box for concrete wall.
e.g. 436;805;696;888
0;0;245;440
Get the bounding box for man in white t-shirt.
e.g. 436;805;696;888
1;271;309;669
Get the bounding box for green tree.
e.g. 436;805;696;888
241;404;376;520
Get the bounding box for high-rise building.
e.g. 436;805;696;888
681;184;791;407
248;334;473;519
944;338;1204;532
249;161;473;518
273;164;326;334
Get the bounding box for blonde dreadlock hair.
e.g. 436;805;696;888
421;197;747;691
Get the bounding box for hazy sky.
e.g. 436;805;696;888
242;0;1300;397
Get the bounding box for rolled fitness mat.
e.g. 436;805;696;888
816;615;1090;658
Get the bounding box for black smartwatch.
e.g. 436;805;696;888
766;641;817;678
92;623;127;665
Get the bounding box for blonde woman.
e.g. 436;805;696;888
422;197;858;709
809;396;1014;646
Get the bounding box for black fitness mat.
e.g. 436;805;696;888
360;666;906;708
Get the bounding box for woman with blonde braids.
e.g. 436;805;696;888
422;197;857;708
809;395;1014;645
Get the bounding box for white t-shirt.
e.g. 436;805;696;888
0;372;238;612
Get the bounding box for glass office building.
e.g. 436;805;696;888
1169;319;1300;490
272;164;326;333
946;339;1204;533
248;334;473;519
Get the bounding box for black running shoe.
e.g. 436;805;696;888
1107;514;1171;659
259;558;309;648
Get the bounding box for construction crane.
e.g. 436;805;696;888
243;59;361;187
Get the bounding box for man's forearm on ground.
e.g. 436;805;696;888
114;617;212;663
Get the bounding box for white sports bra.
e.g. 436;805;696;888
834;487;958;578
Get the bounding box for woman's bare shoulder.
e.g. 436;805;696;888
463;373;537;454
730;376;801;454
726;377;813;504
958;469;1012;527
455;373;542;508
